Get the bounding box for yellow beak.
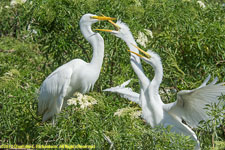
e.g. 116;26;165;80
95;28;115;32
95;18;120;32
128;50;145;58
108;20;121;30
128;44;151;59
91;16;116;21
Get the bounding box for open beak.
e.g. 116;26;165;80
95;18;120;32
128;44;151;59
91;15;116;21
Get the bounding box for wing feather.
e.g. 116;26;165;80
167;77;225;128
38;66;73;115
103;80;140;104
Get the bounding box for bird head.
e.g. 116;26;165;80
95;20;134;41
128;45;161;66
79;13;116;26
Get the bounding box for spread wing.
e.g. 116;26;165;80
103;79;140;105
166;75;225;128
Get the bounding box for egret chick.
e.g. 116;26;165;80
97;20;149;106
129;46;225;150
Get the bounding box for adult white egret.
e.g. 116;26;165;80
96;20;149;106
128;46;225;150
38;14;115;124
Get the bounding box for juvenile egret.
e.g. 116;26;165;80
128;46;225;150
97;21;225;148
38;14;115;124
96;20;149;106
103;79;140;105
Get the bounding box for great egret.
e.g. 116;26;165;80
38;14;115;124
96;20;149;106
128;46;225;150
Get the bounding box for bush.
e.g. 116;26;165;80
0;0;224;149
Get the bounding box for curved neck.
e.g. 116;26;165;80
80;24;104;68
124;37;142;65
142;60;164;123
151;61;163;94
80;24;94;41
123;37;150;89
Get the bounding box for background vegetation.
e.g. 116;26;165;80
0;0;224;149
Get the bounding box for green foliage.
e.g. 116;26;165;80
197;97;225;149
0;0;224;149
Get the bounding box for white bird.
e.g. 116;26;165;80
97;20;149;106
97;21;225;149
103;79;140;105
38;14;115;124
128;46;225;150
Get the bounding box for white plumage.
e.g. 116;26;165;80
103;79;140;105
167;76;222;128
38;14;115;124
98;20;225;150
98;20;149;107
130;48;225;150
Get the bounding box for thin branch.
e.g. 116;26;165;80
0;49;15;53
103;133;114;150
216;60;225;65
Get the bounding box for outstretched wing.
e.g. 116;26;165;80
103;80;140;105
166;75;225;128
121;79;132;87
196;74;218;89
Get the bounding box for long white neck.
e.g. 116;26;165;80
123;37;149;89
124;37;142;67
141;58;164;127
80;23;94;40
151;60;163;95
80;23;104;69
